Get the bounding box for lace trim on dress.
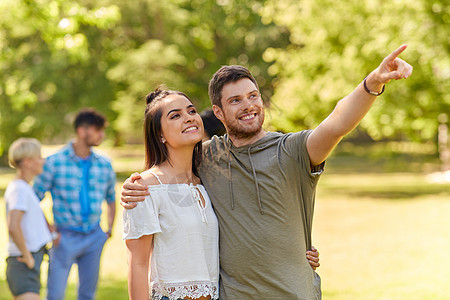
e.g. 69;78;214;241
151;280;219;300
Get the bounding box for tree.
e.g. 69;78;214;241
107;0;290;143
1;0;447;163
0;0;121;159
261;0;449;143
0;0;290;157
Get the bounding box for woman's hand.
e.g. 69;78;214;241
18;251;35;269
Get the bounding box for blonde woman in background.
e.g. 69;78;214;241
5;138;58;300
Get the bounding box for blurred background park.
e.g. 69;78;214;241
0;0;449;299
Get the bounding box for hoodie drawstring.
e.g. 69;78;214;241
224;141;235;210
225;136;264;215
228;155;235;210
247;147;264;215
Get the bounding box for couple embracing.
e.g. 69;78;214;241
122;45;412;300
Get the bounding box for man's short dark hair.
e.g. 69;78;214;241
74;108;107;130
208;65;259;108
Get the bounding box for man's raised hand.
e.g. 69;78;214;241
370;44;413;87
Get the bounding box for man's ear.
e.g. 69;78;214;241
76;126;86;138
212;105;224;122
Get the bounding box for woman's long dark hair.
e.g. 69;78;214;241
144;86;202;177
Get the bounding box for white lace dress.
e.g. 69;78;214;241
123;172;219;300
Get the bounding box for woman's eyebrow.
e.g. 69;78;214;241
167;109;181;116
167;105;195;116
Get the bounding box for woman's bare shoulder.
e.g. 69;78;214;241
140;168;164;186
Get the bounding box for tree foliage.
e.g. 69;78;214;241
106;0;289;143
262;0;449;142
0;0;448;161
0;0;120;157
0;0;288;156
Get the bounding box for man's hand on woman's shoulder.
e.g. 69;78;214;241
120;173;149;209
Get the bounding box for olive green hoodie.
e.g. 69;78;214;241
200;130;323;299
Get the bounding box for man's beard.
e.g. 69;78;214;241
227;124;263;140
223;112;265;141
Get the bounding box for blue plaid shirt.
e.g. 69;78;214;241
34;142;116;232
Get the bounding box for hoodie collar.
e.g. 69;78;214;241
224;131;281;153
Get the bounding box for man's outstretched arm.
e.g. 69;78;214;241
307;44;413;167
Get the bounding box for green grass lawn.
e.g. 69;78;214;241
0;143;449;299
314;174;450;300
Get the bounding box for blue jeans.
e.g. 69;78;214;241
47;225;107;300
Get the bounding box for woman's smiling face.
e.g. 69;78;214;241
160;94;204;149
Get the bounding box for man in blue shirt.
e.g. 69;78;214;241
34;108;116;300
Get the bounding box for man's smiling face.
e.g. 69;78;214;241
213;78;265;141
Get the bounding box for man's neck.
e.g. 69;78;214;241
228;130;267;148
72;140;91;158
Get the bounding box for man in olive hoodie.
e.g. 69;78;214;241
122;45;412;299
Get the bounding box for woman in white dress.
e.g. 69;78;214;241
123;87;219;300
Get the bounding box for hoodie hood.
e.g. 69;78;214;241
223;131;284;153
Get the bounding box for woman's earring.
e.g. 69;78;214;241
161;137;166;143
